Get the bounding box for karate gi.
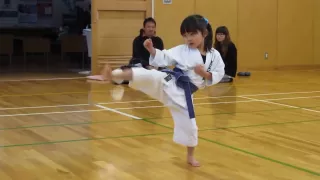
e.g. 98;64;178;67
128;44;225;147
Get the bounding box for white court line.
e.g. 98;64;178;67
1;90;320;111
1;95;319;117
236;90;320;97
98;90;320;105
240;96;320;113
114;95;320;110
0;77;85;82
94;104;142;119
0;109;103;117
0;90;320;111
0;104;89;111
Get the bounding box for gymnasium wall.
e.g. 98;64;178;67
154;0;320;70
154;0;194;48
315;0;320;65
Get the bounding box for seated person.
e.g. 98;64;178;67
214;26;237;83
87;17;165;83
128;17;164;69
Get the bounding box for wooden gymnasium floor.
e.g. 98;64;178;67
0;69;319;180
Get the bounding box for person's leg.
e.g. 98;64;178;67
101;64;168;102
101;65;133;81
168;104;199;167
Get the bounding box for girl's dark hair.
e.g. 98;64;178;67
180;14;213;52
214;26;231;58
143;17;156;27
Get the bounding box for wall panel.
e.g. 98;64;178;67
314;0;320;65
195;0;238;45
277;0;314;67
154;0;195;48
237;0;278;70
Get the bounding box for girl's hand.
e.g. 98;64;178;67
194;64;212;80
143;39;156;56
194;64;206;77
143;38;153;49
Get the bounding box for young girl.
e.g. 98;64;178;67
214;26;237;82
95;14;225;167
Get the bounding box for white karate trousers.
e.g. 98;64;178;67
128;67;198;147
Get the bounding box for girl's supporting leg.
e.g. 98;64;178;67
168;104;200;167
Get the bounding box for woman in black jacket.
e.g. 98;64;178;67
214;26;237;83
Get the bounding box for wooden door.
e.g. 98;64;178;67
91;0;152;73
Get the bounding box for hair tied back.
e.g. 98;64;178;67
203;17;209;24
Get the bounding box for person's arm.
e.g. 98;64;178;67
144;38;178;67
205;50;225;86
132;37;142;58
156;37;164;50
148;47;180;67
226;43;237;77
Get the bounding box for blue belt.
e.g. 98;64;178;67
161;67;198;119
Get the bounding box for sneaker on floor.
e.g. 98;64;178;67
79;71;91;75
220;78;233;83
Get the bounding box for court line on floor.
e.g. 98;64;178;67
0;88;320;98
0;93;318;111
0;103;89;110
0;89;319;111
139;119;320;176
0;77;85;82
0;68;317;82
0;109;103;117
0;132;173;148
2;89;319;109
1;106;320;131
98;92;320;105
198;137;320;176
94;104;141;119
0;91;320;110
1;95;320;117
114;95;320;110
1;117;319;147
1;117;319;176
0;119;135;131
240;96;320;113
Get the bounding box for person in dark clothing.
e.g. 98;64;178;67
131;17;164;69
115;17;165;84
214;26;237;83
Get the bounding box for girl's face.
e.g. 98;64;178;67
216;33;225;42
183;30;206;49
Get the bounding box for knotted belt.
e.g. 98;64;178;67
161;67;198;119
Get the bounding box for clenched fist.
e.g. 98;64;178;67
143;38;156;56
194;64;206;76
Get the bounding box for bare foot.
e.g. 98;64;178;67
187;156;200;167
101;64;113;81
86;75;105;81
